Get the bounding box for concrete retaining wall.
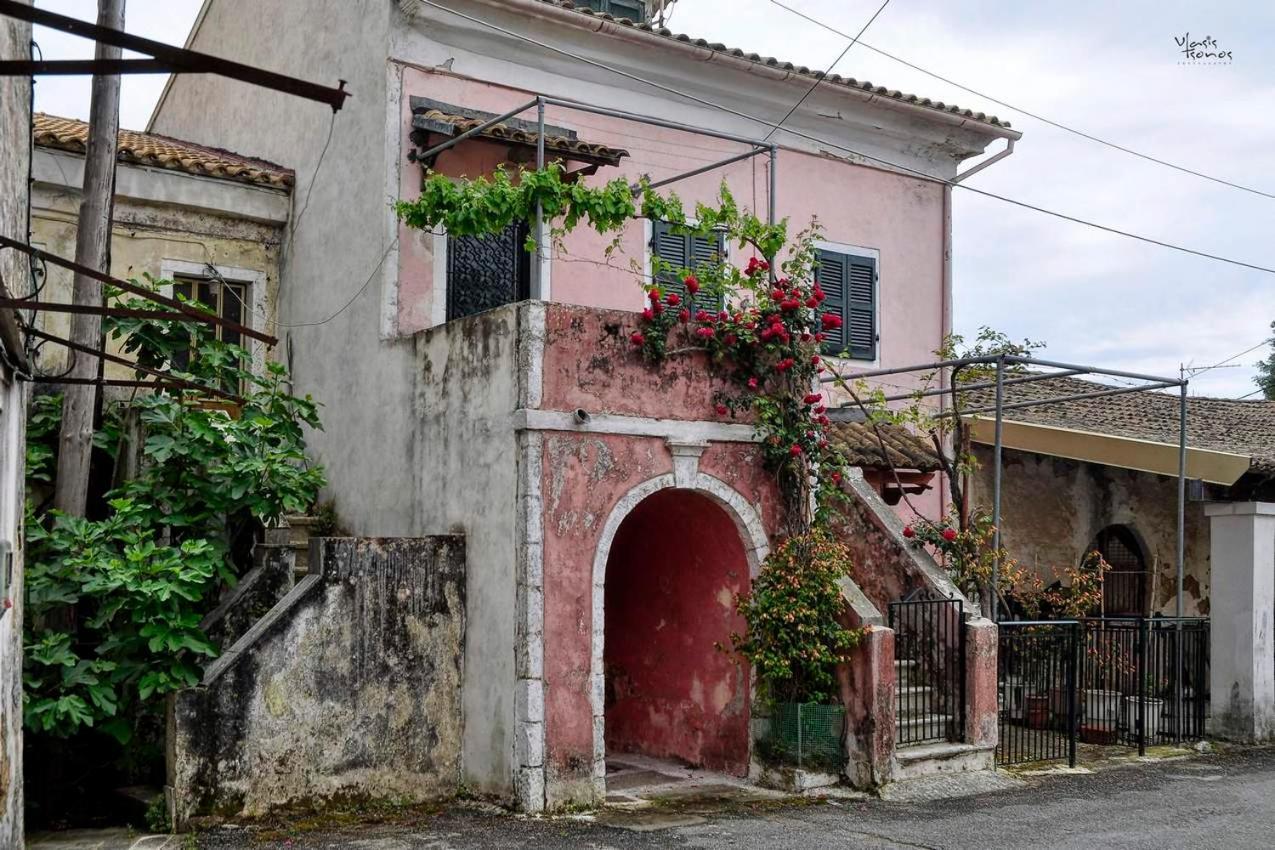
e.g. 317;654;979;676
168;536;465;827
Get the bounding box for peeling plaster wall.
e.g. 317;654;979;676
169;537;465;827
30;180;283;381
970;446;1211;616
0;6;30;846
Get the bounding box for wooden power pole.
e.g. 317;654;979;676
53;0;126;516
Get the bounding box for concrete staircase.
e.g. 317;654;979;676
893;658;994;781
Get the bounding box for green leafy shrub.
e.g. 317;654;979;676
728;529;862;705
24;283;325;743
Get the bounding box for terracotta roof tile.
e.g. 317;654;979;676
827;421;941;472
411;104;629;167
34;113;293;190
961;375;1275;475
539;1;1013;132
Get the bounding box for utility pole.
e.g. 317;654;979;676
53;0;125;516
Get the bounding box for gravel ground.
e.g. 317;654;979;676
183;746;1275;850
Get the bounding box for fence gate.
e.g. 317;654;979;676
889;595;966;746
997;617;1209;768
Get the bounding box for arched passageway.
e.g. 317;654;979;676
602;488;752;775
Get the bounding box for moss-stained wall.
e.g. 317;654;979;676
970;446;1210;616
168;536;465;827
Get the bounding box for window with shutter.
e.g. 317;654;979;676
649;220;725;310
816;247;877;361
446;221;532;322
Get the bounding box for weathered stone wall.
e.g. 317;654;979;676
970;446;1211;616
0;5;30;846
168;537;465;827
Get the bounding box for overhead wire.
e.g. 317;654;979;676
769;0;1275;201
762;0;893;142
413;0;1275;277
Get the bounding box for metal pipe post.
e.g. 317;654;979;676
990;355;1006;622
1177;373;1188;617
768;145;778;226
534;97;547;301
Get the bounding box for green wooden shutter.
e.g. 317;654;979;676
651;220;689;300
846;254;877;360
817;249;877;360
816;250;848;355
650;222;725;310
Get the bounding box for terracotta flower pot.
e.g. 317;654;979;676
1024;695;1050;730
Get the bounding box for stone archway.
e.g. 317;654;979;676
589;471;769;783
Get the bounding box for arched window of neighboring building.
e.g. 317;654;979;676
1088;525;1148;617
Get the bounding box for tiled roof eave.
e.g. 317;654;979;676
527;0;1015;137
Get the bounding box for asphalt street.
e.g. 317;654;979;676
183;746;1275;849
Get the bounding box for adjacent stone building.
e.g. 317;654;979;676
29;114;291;380
965;374;1275;739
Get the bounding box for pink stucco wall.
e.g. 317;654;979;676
396;68;947;381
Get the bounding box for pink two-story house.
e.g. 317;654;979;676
152;0;1018;815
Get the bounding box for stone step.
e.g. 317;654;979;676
895;658;918;687
892;741;994;782
896;713;953;737
894;686;934;716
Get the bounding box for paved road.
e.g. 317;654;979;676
186;747;1275;848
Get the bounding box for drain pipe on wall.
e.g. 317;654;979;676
953;138;1016;184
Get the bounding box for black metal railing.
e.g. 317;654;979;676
997;616;1209;767
998;620;1080;767
889;595;966;746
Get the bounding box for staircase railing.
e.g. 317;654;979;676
888;593;966;746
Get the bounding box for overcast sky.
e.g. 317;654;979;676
30;1;1275;398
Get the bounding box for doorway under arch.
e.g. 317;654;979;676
602;488;752;776
1089;524;1149;616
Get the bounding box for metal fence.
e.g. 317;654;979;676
997;617;1209;767
889;595;966;746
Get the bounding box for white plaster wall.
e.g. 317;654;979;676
408;303;525;796
0;5;29;845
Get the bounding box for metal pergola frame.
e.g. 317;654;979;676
822;353;1190;622
411;93;780;299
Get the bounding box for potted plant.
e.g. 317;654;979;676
1124;671;1166;745
728;529;862;771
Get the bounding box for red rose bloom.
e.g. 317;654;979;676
678;308;690;324
715;403;728;416
747;376;759;390
630;331;644;346
814;404;826;414
684;274;700;294
903;525;915;538
789;444;802;456
805;297;819;309
695;326;715;339
648;289;660;303
830;471;843;485
812;285;826;302
695;309;711;322
724;333;737;346
821;313;843;330
942;527;958;542
811;355;821;365
641;307;654;321
814;332;827;343
666;292;681;307
803;393;823;405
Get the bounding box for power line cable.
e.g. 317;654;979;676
1185;337;1273;376
770;0;1275;201
762;0;892;142
415;0;1275;276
